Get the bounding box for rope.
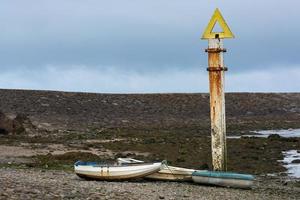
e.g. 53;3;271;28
161;160;175;175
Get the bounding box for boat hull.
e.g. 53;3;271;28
145;166;196;181
74;162;162;181
192;171;255;189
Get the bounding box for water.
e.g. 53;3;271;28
227;129;300;178
226;129;300;178
278;150;300;178
253;129;300;138
227;129;300;139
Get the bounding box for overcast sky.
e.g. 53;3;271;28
0;0;299;93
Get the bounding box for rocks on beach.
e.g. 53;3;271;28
0;168;300;200
0;111;35;135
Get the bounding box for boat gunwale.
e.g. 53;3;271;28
192;171;255;180
74;161;161;168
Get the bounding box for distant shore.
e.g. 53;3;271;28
0;89;299;132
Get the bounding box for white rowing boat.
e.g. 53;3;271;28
117;158;196;181
145;165;196;181
74;160;162;181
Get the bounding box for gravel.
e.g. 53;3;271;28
0;168;299;200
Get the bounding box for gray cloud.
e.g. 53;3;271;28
1;64;300;93
0;0;299;92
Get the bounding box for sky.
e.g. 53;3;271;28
0;0;300;93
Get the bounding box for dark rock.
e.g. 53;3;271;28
114;153;123;159
291;159;300;164
0;111;14;134
12;114;26;134
267;134;282;140
199;163;209;170
14;113;36;134
176;157;185;162
0;112;36;135
144;138;156;144
0;128;8;135
126;152;135;157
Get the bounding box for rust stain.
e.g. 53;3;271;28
206;39;227;171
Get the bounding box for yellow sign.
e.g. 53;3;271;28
202;8;234;39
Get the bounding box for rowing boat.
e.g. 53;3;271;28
74;160;162;180
145;165;196;181
117;158;196;181
192;171;255;189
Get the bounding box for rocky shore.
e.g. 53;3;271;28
1;168;299;200
0;89;299;199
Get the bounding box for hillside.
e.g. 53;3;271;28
0;89;299;132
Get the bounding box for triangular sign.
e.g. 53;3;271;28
202;8;234;40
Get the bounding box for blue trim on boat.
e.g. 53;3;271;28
192;171;255;180
74;161;104;166
74;160;152;167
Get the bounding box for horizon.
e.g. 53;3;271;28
1;87;299;95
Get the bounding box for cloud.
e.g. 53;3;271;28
0;65;299;93
227;66;300;92
0;0;299;71
0;65;207;93
0;0;299;92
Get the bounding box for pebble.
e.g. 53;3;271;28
0;168;299;200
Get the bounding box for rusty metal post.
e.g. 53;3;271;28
202;8;234;171
206;38;227;171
